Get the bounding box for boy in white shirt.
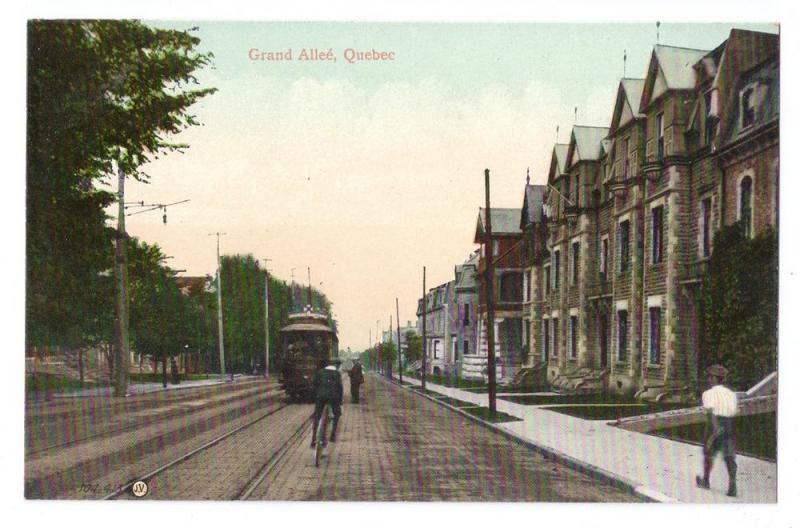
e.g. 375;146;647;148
696;364;738;497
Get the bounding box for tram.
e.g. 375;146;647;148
279;310;338;401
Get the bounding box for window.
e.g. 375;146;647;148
492;239;499;256
544;265;551;294
656;113;665;161
741;87;755;128
704;91;716;145
463;340;469;357
433;340;441;359
740;176;753;238
619;220;630;273
571;241;580;285
600;237;609;281
569;315;578;359
554;250;561;290
525;269;532;302
701;198;712;258
649;307;661;364
463;303;470;326
652;206;663;264
617;310;628;361
552;318;559;357
623;137;630;179
542;320;550;361
574;175;580;207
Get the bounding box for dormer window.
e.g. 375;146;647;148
623;138;630;180
741;86;756;129
656;113;665;161
704;91;717;145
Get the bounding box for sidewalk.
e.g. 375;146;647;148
393;374;776;503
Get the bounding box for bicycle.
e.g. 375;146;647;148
314;403;332;467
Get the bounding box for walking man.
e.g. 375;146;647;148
349;358;364;403
696;364;738;497
310;359;343;448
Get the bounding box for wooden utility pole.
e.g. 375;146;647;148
485;169;497;416
114;164;130;398
422;266;427;390
396;297;402;383
209;232;227;380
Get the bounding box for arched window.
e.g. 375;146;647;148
739;175;753;238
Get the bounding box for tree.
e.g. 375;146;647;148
702;223;778;390
128;238;195;385
27;20;216;353
404;331;423;364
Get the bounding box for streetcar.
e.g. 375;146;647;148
279;310;338;401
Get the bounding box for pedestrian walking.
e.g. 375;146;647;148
349;359;364;403
310;359;343;447
696;364;738;497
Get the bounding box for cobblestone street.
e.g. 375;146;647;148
249;375;641;501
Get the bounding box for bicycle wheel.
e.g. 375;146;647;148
314;406;327;467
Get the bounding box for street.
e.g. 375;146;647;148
25;375;640;501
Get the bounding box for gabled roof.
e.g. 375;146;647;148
609;78;645;134
566;126;610;167
474;207;522;242
547;144;570;185
640;45;709;111
520;184;546;228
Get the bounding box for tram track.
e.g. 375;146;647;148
102;404;313;500
25;389;287;499
26;385;278;457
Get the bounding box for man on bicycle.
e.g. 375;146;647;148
310;358;343;448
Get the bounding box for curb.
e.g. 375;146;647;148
385;374;672;503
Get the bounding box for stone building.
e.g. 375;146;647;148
416;281;457;376
471;207;525;382
526;29;778;400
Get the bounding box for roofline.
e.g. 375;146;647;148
655;43;710;53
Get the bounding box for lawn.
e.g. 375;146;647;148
501;393;649;405
540;402;687;420
436;396;480;408
650;411;776;461
25;373;108;394
128;372;212;383
404;373;488;390
461;406;522;423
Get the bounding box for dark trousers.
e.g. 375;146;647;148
350;381;361;403
312;398;342;443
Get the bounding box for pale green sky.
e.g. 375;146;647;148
126;22;778;350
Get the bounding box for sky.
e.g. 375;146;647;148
114;21;778;351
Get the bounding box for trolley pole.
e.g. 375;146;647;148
422;266;427;390
396;297;402;384
113;164;130;398
210;232;227;380
484;169;497;417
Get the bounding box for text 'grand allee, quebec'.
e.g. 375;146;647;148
248;48;396;64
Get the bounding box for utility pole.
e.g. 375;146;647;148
369;329;372;370
307;267;312;310
388;314;392;377
485;169;497;417
114;164;130;398
262;258;272;378
209;232;227;380
422;266;427;390
396;297;402;384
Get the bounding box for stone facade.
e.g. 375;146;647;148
522;29;778;400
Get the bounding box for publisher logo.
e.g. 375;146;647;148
131;480;149;498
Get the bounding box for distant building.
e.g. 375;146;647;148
470;207;525;382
